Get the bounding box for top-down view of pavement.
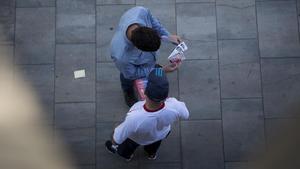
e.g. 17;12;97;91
0;0;300;169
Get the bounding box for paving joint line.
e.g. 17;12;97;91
15;63;54;66
53;0;57;138
176;2;216;5
297;0;300;41
15;6;56;9
174;3;185;169
13;0;16;74
55;101;96;104
254;0;268;153
94;0;98;168
221;97;262;100
214;1;227;167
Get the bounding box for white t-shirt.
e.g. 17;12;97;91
113;97;189;145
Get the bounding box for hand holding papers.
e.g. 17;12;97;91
168;42;188;63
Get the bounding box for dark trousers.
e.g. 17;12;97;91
117;138;162;159
120;73;134;92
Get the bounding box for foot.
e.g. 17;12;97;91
147;153;157;160
123;90;138;107
105;140;134;162
125;154;134;162
105;140;117;154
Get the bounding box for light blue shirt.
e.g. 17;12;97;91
110;6;170;80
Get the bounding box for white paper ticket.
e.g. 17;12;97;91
74;69;86;79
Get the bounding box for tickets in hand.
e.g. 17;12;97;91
168;42;188;63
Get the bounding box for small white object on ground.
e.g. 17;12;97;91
74;69;86;79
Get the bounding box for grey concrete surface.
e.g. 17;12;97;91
2;0;300;168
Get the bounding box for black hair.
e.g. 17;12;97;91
131;26;161;52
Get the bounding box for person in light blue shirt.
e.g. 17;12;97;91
111;6;181;107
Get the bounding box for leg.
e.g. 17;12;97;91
120;73;134;92
143;140;162;157
120;73;137;107
117;138;139;160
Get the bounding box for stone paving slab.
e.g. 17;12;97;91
96;0;135;5
139;122;180;163
0;0;15;45
298;0;300;40
181;120;224;169
177;3;216;41
55;44;96;102
176;0;215;3
79;166;95;169
55;103;96;129
56;128;96;165
219;39;261;98
137;1;176;34
222;99;265;161
179;60;221;120
216;0;257;39
257;1;300;58
16;0;55;7
298;0;300;28
177;3;218;60
140;163;181;169
261;58;300;118
96;123;138;169
15;7;55;64
57;0;95;43
225;162;255;169
96;5;134;62
17;65;54;125
96;63;129;122
185;41;218;60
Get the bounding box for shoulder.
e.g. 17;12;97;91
165;97;187;109
126;101;145;117
133;6;149;13
165;97;180;104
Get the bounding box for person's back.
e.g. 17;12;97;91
105;68;189;161
117;98;189;145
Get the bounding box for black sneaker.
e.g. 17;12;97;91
105;140;117;154
105;140;134;162
147;153;157;160
123;90;138;107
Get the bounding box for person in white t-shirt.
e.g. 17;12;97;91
105;68;189;161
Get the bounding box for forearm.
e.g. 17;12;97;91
148;9;170;36
122;64;153;80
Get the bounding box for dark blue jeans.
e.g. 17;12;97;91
120;73;134;92
117;138;162;159
116;131;170;159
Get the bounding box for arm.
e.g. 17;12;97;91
147;8;170;37
177;101;189;119
146;8;182;44
171;98;189;120
114;58;152;80
112;119;134;144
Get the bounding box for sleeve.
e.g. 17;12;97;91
176;101;189;120
114;59;152;80
146;8;170;37
170;98;189;120
113;118;135;144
